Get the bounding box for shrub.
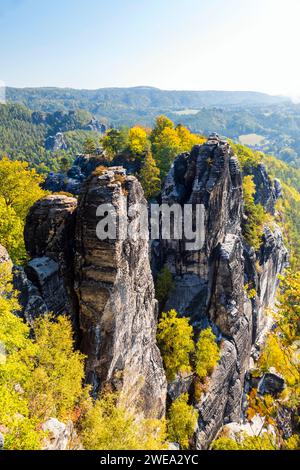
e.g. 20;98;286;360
195;328;220;380
211;436;239;450
212;433;277;450
155;265;174;305
80;393;167;450
157;310;195;381
283;435;300;450
167;393;198;449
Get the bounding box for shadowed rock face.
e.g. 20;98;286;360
75;167;167;418
22;195;78;323
158;136;287;448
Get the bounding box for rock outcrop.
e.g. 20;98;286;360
44;153;108;194
42;418;81;450
157;135;287;448
22;171;167;419
14;134;287;444
75;166;166;417
45;132;67;151
22;195;78;323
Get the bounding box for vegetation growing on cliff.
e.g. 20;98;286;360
167;394;198;449
80;393;167;450
139;150;161;199
0;262;90;449
257;271;300;407
155;265;174;306
195;328;220;380
157;310;194;381
212;433;277;450
0;157;47;263
242;175;267;250
224;269;300;451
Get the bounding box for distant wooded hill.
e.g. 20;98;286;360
6;86;300;167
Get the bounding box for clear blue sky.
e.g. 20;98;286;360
0;0;299;96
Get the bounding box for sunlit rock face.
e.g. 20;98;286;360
75;167;167;418
18;135;287;441
22;172;167;419
158;136;287;448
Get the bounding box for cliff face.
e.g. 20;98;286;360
157;136;287;448
17;136;287;447
75;167;166;417
22;170;167;419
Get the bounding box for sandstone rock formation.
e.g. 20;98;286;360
22;172;167;419
45;132;68;152
15;134;287;445
22;195;78;323
75;166;167;417
42;418;81;450
157;135;287;448
44;153;108;194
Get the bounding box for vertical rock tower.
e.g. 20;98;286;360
158;135;287;447
75;166;167;417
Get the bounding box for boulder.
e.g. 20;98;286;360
42;418;80;450
258;370;285;396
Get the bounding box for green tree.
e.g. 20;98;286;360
140;151;161;199
0;157;45;219
0;261;90;449
276;271;300;345
151;116;205;179
0;157;47;263
167;393;198;449
242;175;267;250
101;128;129;160
157;310;195;381
25;315;89;422
83;136;98;154
195;328;220;380
155;265;174;305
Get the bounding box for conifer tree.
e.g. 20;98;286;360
139;150;161;199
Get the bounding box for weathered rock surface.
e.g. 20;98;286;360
222;414;276;440
23;195;78;322
84;118;106;134
75;166;167;417
42;418;81;450
45;132;67;151
158;135;287;448
249;163;278;215
44;153;108;194
22;170;167;419
258;370;286;396
13;266;48;322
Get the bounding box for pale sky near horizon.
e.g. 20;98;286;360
0;0;299;97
